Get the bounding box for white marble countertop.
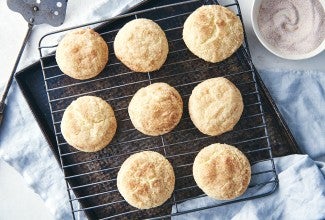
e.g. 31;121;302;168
0;0;324;219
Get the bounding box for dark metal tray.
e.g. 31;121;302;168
16;0;300;219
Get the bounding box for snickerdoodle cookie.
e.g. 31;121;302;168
193;143;251;200
189;77;243;136
183;5;243;63
117;151;175;209
61;96;116;152
114;18;168;72
56;28;108;80
128;83;183;136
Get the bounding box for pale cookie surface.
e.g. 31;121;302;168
128;83;183;136
56;28;108;80
117;151;175;209
183;5;244;63
61;96;117;152
114;18;169;72
189;77;243;136
193;143;251;200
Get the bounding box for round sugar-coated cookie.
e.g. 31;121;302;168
193;143;251;200
183;5;244;63
128;83;183;136
117;151;175;209
114;18;169;72
56;28;108;80
61;96;117;152
189;77;243;136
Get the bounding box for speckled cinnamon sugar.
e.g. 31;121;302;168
258;0;325;55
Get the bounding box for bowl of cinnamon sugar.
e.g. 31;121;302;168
251;0;325;60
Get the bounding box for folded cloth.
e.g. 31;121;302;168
258;70;325;162
172;154;325;220
0;82;72;219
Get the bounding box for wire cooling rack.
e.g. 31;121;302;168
38;0;278;219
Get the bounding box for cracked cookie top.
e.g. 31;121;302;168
183;5;243;63
61;96;117;152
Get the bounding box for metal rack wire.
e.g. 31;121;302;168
39;0;278;219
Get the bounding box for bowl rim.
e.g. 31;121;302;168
251;0;325;60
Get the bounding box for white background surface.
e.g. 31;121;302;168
0;0;324;219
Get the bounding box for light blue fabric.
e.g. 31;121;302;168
0;81;73;219
258;70;325;162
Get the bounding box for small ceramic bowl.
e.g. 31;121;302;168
251;0;325;60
